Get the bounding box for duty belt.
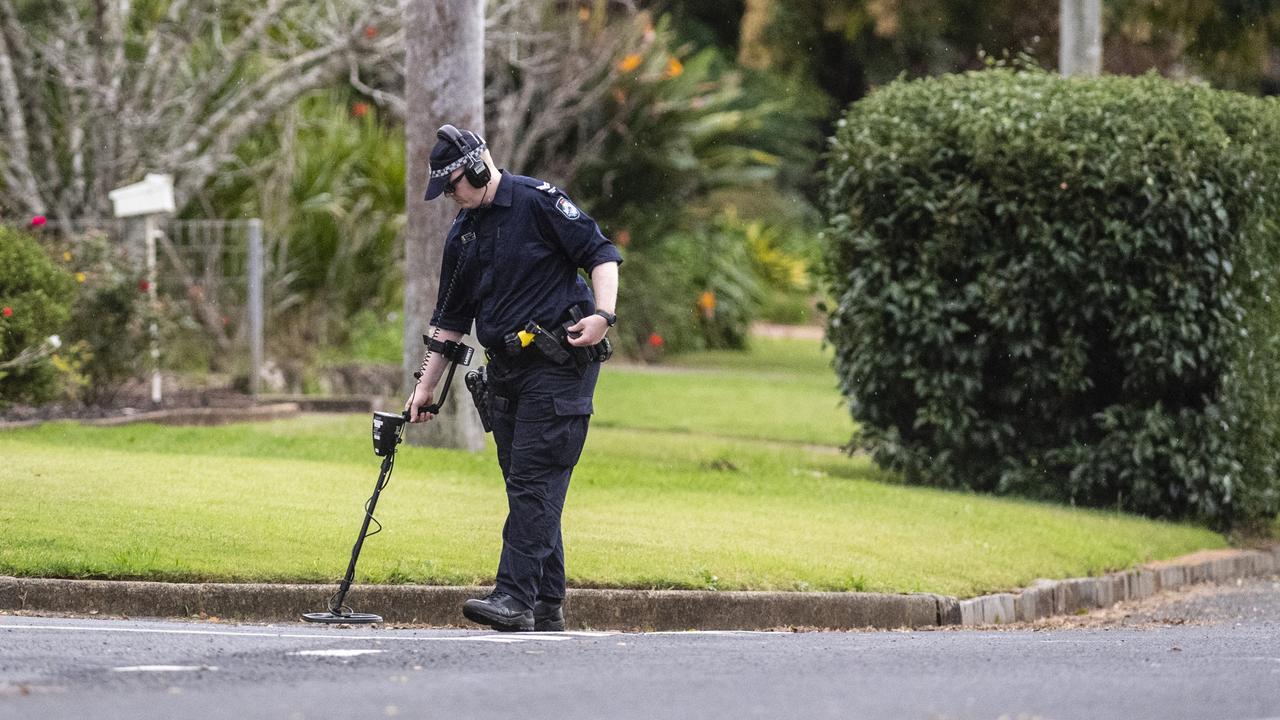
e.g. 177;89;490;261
491;307;612;365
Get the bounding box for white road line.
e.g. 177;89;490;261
112;665;218;673
289;649;385;657
0;622;522;643
459;634;575;643
646;630;788;636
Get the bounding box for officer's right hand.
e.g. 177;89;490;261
405;382;436;424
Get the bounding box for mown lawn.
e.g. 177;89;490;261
0;337;1228;598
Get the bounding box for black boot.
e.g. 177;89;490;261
534;598;565;632
462;592;534;632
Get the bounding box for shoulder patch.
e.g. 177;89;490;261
535;181;559;194
555;196;581;220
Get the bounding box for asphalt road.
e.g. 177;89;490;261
2;577;1279;720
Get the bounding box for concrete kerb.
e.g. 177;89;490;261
1;545;1276;631
0;578;939;632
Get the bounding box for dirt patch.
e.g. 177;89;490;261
750;322;825;340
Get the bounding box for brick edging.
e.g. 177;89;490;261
956;544;1280;625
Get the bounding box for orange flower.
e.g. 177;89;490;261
352;102;370;118
618;54;642;73
364;25;378;40
664;57;684;79
697;289;717;319
578;6;590;21
615;229;631;248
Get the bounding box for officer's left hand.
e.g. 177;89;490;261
566;314;609;346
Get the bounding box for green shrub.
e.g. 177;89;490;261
59;233;148;404
822;67;1280;531
615;211;764;358
0;227;77;405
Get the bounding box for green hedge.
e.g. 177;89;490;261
822;68;1280;531
0;227;76;405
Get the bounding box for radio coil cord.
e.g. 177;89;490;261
415;220;477;382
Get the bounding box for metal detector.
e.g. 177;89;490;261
302;339;474;624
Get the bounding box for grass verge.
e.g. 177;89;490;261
0;338;1230;597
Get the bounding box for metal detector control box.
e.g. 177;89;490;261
372;411;407;457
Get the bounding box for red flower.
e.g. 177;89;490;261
2;306;12;318
615;229;631;248
31;215;46;227
364;25;378;39
138;280;151;292
647;333;664;348
352;102;370;118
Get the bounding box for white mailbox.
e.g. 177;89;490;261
108;173;176;218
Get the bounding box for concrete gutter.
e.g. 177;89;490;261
1;545;1276;631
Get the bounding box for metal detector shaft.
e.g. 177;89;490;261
304;340;470;624
328;452;394;614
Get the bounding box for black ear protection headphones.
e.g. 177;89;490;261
437;124;491;189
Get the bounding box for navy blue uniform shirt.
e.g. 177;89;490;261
429;172;623;350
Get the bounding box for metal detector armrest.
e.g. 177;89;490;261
411;335;474;416
423;335;475;366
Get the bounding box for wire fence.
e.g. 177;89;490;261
11;217;267;397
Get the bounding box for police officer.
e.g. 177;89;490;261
405;125;621;632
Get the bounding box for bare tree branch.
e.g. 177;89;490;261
0;0;403;216
349;58;405;120
167;0;297;144
131;0;204;113
482;2;643;187
171;48;355;208
163;23;375;168
92;0;128;194
0;0;66;217
0;23;44;214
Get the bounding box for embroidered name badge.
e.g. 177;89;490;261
556;196;580;220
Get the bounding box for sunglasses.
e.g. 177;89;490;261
443;170;466;196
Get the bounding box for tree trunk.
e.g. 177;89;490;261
737;0;774;71
1059;0;1102;77
402;0;485;451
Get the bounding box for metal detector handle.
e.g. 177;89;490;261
411;336;473;418
414;356;462;416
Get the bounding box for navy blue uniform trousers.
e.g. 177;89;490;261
486;353;599;611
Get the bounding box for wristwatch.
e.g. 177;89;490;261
593;309;617;326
